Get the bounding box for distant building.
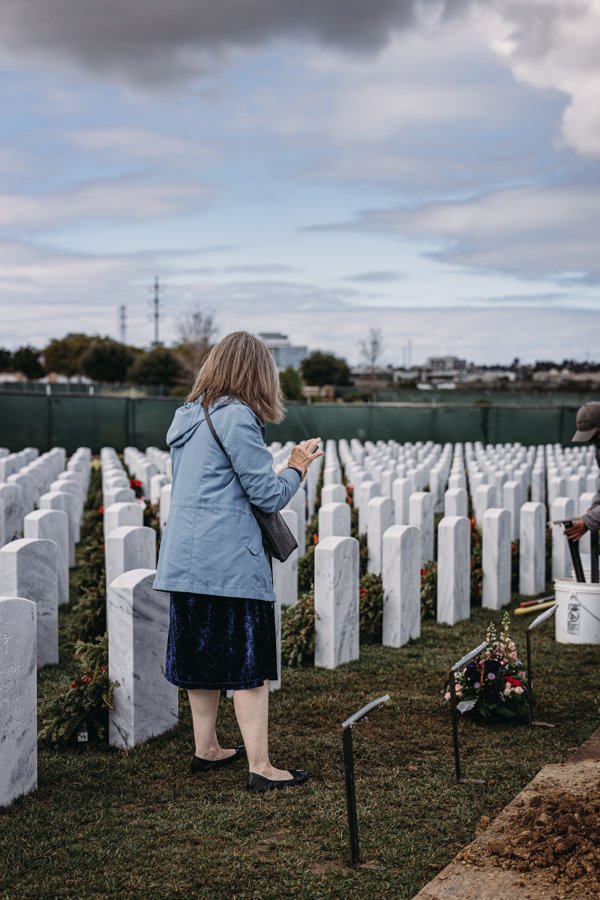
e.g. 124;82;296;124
258;332;308;371
424;356;467;373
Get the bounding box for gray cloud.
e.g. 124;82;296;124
310;181;600;282
0;177;211;231
224;264;300;275
347;270;405;283
1;238;597;365
0;0;465;85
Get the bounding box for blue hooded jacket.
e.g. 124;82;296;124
153;397;300;601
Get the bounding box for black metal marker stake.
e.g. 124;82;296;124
567;535;586;583
526;604;558;728
591;530;599;584
343;727;360;867
448;642;487;785
448;669;461;783
341;694;390;868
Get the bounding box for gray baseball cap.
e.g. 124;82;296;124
572;401;600;441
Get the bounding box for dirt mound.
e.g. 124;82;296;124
462;782;600;897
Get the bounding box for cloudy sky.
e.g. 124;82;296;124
1;0;599;364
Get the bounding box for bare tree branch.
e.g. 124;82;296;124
359;327;383;371
174;306;218;380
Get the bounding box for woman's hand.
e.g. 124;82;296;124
287;437;324;480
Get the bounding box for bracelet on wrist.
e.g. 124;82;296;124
287;465;302;479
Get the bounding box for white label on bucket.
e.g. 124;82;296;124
567;594;580;635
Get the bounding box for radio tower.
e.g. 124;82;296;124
118;305;127;344
151;275;164;348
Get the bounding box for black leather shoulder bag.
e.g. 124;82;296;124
202;403;298;563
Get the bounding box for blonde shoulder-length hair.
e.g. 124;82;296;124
187;331;285;423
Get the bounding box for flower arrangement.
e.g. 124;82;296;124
445;612;529;721
129;477;144;499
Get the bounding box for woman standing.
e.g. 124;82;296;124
153;331;322;793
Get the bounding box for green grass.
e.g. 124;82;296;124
2;601;599;899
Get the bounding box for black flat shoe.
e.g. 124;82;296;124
191;746;245;774
247;770;309;793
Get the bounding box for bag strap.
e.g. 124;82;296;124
202;402;229;461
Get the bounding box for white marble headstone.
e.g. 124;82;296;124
103;502;144;542
474;483;497;526
482;508;511;610
551;496;575;579
578;491;596;556
409;492;434;563
0;538;58;668
319;501;351;541
106;525;157;598
444;488;467;518
321;484;346;505
39;490;76;567
272;509;298;611
0;484;25;542
24;509;70;606
0;596;37;807
382;525;421;647
357;480;381;535
519;502;546;596
367;496;394;576
104;486;136;506
437;516;470;626
314;536;359;669
503;480;524;541
284;486;306;557
392;477;413;526
108;569;178;748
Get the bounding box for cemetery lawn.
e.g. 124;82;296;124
2;606;599;900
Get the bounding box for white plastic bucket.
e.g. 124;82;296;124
554;577;600;644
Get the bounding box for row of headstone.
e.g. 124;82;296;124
0;448;91;677
0;446;68;545
0;447;93;809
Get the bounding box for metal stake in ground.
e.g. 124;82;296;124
341;694;390;868
565;522;586;583
449;642;487;784
591;530;599;584
526;604;559;728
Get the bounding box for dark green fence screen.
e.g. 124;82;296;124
0;393;586;453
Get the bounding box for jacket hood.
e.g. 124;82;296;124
167;397;233;448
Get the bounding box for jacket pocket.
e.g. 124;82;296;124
248;538;262;556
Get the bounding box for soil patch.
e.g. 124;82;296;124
461;782;600;897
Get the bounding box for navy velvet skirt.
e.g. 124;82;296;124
165;592;278;690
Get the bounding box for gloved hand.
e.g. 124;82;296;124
565;517;588;541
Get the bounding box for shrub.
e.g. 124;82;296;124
421;561;437;620
39;636;117;749
359;573;383;643
281;592;315;667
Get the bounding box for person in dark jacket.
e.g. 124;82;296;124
565;401;600;541
154;331;322;792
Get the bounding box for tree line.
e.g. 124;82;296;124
0;318;354;399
